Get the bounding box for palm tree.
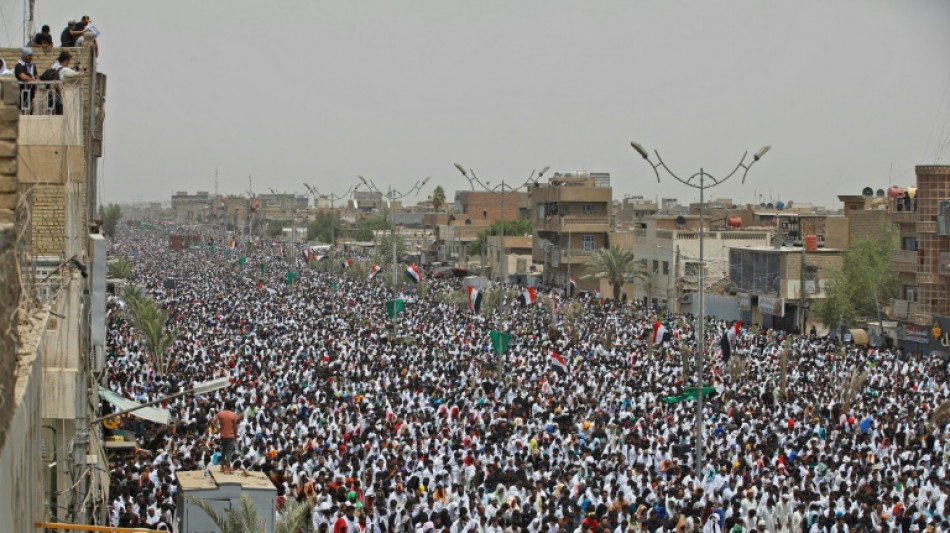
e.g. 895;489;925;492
123;286;180;376
108;257;134;279
431;185;447;211
583;246;648;300
187;494;312;533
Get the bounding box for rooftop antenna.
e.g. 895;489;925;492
214;168;218;199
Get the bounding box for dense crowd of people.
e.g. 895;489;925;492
103;223;950;532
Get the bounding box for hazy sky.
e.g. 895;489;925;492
3;0;950;207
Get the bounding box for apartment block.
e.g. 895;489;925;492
530;172;612;289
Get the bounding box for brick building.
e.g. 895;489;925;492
530;172;612;290
454;190;530;223
2;43;109;528
890;166;950;337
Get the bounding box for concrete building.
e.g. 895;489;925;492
454;190;530;223
176;468;277;533
889;166;950;346
486;235;534;282
631;216;770;310
728;245;844;331
171;190;211;222
1;43;109;530
530;172;612;290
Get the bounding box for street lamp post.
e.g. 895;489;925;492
358;176;430;286
304;183;356;272
630;141;770;478
453;164;549;286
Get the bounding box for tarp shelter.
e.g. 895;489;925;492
98;387;171;425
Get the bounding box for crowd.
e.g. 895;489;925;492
102;224;950;532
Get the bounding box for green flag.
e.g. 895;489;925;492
330;281;338;292
386;299;405;319
662;386;717;403
260;263;266;273
490;330;511;355
207;245;215;252
238;256;247;265
286;271;298;284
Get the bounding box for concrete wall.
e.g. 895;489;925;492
0;76;21;455
0;310;50;533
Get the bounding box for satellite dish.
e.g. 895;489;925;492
766;203;774;209
675;215;686;228
876;189;885;197
786;201;794;208
776;201;785;210
464;219;471;225
862;187;874;197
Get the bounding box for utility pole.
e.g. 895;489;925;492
800;240;807;333
631;140;770;478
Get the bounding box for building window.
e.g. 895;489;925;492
902;237;918;251
904;285;918;302
581;235;595;252
652;260;659;273
582;204;596;215
662;261;669;275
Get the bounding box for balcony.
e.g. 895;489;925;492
942;252;950;275
891;249;917;273
559;248;596;264
891;211;917;224
917;221;937;234
918;272;937;285
890;298;919;320
536;215;610;233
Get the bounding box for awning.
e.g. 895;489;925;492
98;387;171;425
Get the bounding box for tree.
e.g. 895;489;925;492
813;224;899;328
306;211;346;243
376;233;407;264
354;216;393;242
266;220;288;238
468;219;532;256
99;203;122;238
187;494;311;533
124;286;180;376
431;185;447;211
108;257;133;279
583;246;648;300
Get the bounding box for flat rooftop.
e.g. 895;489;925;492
177;466;275;491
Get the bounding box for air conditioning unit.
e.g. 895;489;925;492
90;344;105;372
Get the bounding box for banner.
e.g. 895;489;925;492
286;271;298;284
386;299;405;319
490;330;511;355
662;386;717;404
758;296;784;317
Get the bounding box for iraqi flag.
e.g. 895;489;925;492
518;287;537;307
342;258;353;269
652;321;671;345
569;276;577;291
720;321;742;362
468;286;482;314
406;263;423;284
303;248;311;264
315;253;328;262
367;264;381;280
550;351;568;376
229;239;235;251
277;244;284;258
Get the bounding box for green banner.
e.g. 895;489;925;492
386;299;405;319
662;386;717;404
238;256;247;265
260;263;266;273
286;271;298;284
490;330;511;355
330;281;338;292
